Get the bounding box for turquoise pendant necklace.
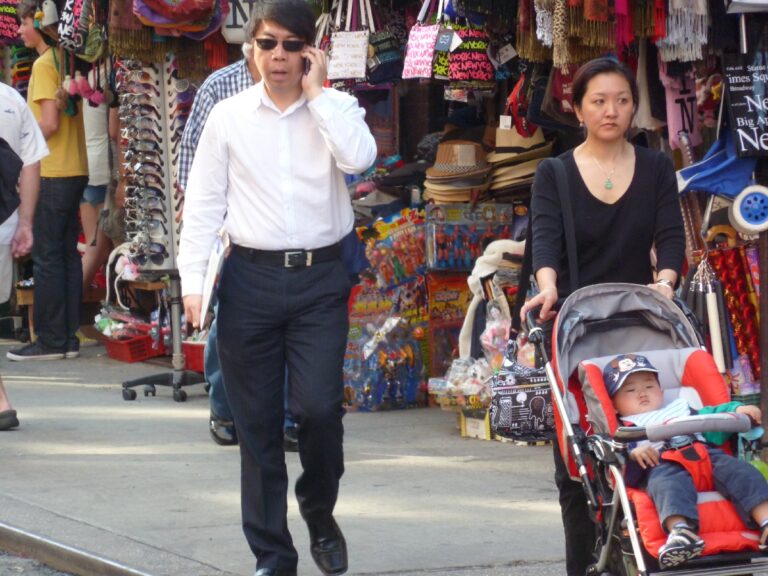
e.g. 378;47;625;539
593;155;617;190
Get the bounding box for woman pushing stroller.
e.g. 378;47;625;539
605;353;768;568
520;56;686;575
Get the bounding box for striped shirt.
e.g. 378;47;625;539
178;59;255;190
621;398;699;452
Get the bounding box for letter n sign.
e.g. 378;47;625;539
222;0;257;44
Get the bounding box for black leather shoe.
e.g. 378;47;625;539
209;412;238;446
253;569;297;576
308;517;347;576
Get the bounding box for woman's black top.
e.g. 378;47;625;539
530;145;686;297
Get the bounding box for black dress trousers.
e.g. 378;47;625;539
216;249;351;572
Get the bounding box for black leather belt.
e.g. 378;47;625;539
232;243;342;268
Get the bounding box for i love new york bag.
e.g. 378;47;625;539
327;0;369;81
401;0;442;79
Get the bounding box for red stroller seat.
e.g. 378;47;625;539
579;347;762;559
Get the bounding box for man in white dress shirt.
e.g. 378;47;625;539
178;1;376;575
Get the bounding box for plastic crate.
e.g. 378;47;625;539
104;334;154;363
182;341;205;373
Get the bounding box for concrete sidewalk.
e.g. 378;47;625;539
0;340;566;576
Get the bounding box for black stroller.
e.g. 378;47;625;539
526;283;768;575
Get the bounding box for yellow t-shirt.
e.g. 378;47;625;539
27;49;88;178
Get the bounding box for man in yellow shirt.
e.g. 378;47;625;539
7;0;89;361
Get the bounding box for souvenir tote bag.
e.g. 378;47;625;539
363;0;403;84
448;22;494;83
0;0;20;45
327;0;369;80
58;0;85;51
401;0;442;79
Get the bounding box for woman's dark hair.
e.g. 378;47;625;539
246;0;316;44
571;57;639;111
17;0;37;21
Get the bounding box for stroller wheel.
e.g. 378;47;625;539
729;184;768;234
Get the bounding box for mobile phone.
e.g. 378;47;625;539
303;57;311;75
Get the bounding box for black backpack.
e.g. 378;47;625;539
0;137;23;226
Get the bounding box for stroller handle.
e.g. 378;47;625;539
614;413;752;443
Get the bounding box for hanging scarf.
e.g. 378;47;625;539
552;0;569;68
614;0;633;52
656;0;708;62
108;0;163;61
516;0;553;62
534;0;555;47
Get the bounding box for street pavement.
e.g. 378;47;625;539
0;338;566;576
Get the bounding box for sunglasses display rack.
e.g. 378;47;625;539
116;54;206;402
117;58;177;273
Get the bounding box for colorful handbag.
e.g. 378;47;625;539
448;22;493;83
401;0;442;79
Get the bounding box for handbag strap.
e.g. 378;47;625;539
333;0;343;30
512;157;578;330
361;0;373;31
551;157;579;293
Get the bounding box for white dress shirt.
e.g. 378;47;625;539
178;82;377;297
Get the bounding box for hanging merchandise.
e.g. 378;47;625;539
655;0;708;62
58;0;84;52
76;0;107;63
327;0;370;81
109;0;161;62
447;21;494;83
708;247;762;382
116;58;177;272
659;59;702;150
401;0;441;80
0;0;20;45
363;0;403;85
684;257;728;373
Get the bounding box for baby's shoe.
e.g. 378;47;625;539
759;523;768;552
658;524;705;568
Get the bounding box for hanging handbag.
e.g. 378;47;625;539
76;0;107;63
327;0;370;81
447;21;494;83
0;0;19;45
401;0;442;79
58;0;85;51
364;0;403;85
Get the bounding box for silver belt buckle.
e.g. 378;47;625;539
284;250;311;267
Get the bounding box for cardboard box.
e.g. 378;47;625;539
460;408;492;440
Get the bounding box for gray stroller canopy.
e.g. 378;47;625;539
553;283;702;390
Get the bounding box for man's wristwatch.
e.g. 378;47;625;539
656;278;674;289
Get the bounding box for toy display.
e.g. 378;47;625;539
425;202;527;271
360;208;426;291
345;278;429;411
427;273;473;378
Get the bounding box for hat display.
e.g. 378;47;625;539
425;140;492;181
603;354;660;397
487;127;552;165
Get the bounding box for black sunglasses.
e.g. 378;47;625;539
254;38;305;52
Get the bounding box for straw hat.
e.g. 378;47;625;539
491;157;544;180
487;127;552;165
425;140;492;180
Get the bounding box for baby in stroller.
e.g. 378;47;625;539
605;353;768;569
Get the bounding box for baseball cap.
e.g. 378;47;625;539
603;354;659;396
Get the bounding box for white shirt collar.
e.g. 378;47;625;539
253;81;307;116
